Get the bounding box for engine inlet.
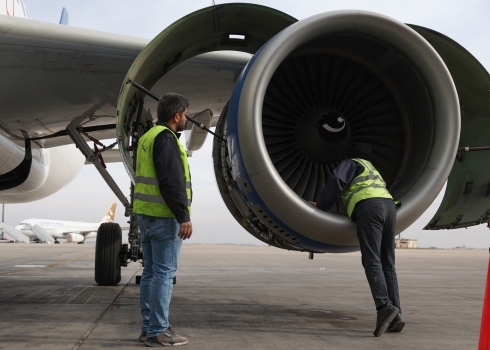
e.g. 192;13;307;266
263;52;403;205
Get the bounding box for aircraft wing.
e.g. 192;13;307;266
0;13;249;204
0;14;147;146
0;14;249;147
0;14;147;203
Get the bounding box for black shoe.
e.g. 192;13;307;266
139;331;147;342
387;313;405;332
373;303;399;337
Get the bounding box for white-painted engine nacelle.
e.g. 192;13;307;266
66;233;85;243
0;134;85;203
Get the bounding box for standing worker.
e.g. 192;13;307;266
134;92;192;347
311;142;404;337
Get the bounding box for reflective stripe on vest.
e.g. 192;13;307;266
341;158;393;218
133;125;192;218
134;192;192;206
135;176;191;188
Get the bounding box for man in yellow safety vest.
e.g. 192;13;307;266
134;92;192;347
312;142;404;337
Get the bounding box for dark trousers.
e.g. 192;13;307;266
353;199;401;312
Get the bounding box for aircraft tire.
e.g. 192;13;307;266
95;222;122;286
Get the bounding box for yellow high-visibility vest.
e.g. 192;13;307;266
341;158;392;218
133;125;191;218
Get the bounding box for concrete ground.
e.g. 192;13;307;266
0;243;487;349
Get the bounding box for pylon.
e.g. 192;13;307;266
479;248;490;349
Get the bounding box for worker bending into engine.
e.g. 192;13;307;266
311;142;404;337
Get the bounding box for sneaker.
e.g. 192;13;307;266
387;313;405;332
139;331;147;342
144;327;188;347
373;303;399;337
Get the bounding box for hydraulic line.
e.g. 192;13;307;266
129;80;226;143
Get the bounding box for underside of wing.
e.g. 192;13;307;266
0;14;252;148
0;15;148;146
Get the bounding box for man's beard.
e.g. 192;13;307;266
176;117;186;132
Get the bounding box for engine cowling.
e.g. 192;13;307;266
66;233;85;243
213;11;459;252
0;138;85;203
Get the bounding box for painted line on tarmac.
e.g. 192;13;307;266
73;269;140;350
0;252;94;275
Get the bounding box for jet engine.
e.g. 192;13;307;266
213;10;462;253
117;4;490;253
0;135;85;204
66;233;85;243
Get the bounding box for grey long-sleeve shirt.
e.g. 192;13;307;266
152;121;191;223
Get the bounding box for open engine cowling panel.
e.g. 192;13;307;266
409;26;490;230
116;3;296;182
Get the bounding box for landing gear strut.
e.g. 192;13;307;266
65;111;146;286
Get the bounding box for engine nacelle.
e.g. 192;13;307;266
0;137;85;203
66;233;85;243
215;11;460;252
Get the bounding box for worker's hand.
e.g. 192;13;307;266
309;201;317;206
178;221;193;240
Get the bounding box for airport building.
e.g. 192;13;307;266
395;238;418;249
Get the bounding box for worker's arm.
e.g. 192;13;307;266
316;159;364;212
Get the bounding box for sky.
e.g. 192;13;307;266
6;0;490;249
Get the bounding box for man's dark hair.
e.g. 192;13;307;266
157;93;189;122
348;142;372;159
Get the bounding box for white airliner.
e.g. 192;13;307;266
0;0;488;261
15;203;116;243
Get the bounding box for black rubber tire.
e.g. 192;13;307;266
95;223;122;286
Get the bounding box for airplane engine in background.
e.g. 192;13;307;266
66;233;85;243
117;4;490;254
0;136;85;203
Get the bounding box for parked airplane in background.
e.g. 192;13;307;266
14;203;116;243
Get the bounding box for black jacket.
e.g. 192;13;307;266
317;159;364;212
153;121;191;223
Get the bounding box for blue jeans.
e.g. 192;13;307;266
138;215;183;337
353;199;401;312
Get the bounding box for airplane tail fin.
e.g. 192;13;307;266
59;7;69;25
100;203;116;223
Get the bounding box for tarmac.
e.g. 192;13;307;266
0;243;487;349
